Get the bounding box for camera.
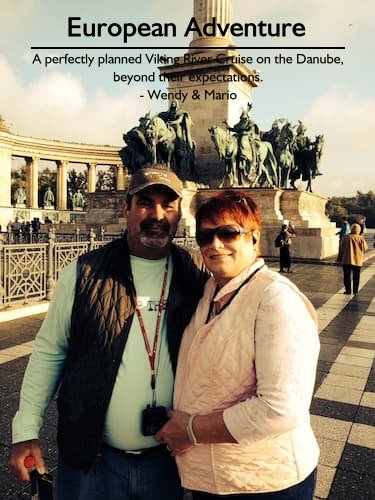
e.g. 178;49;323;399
141;405;168;436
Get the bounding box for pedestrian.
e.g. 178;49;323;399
357;216;367;236
336;216;350;240
275;222;296;273
11;218;22;243
337;223;368;295
21;221;31;243
31;217;41;242
156;190;320;499
9;166;208;500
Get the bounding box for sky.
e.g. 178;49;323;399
0;0;374;197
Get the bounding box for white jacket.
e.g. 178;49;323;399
174;260;320;494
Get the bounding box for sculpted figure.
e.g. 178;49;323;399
43;187;55;207
158;100;195;179
72;190;85;209
14;187;26;205
223;103;260;184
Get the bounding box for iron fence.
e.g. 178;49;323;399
0;231;197;308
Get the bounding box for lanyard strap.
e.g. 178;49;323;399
206;264;265;322
132;258;169;396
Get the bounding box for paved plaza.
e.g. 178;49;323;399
0;257;374;499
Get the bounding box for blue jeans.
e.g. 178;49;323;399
192;468;317;500
57;445;183;500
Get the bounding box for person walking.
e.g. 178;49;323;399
9;166;207;500
276;222;296;273
156;191;320;499
337;223;368;295
336;216;350;240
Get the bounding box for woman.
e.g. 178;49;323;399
276;222;296;273
156;191;319;499
338;223;368;295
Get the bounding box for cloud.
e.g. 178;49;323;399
302;86;375;196
0;54;152;145
0;0;42;35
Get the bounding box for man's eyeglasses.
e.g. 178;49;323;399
196;224;251;247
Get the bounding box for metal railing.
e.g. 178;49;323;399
0;231;198;308
0;229;113;307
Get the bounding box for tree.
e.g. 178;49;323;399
96;166;116;191
326;191;375;228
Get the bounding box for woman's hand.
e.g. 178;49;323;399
155;410;193;456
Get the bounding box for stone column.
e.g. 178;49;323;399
189;0;233;52
87;163;97;193
116;164;125;190
0;145;12;207
56;160;68;210
25;157;39;209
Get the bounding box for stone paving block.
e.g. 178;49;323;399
318;345;342;363
319;336;344;347
356;317;375;332
323;373;367;391
349;334;375;343
316;436;345;467
338;442;375;475
341;346;375;359
335;353;373;368
360;391;375;408
310;415;351;442
354;406;375;427
329;362;371;379
314;464;336;499
314;384;363;405
310;398;357;422
329;467;375;500
348;423;375;449
365;377;375;392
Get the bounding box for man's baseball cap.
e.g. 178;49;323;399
128;166;182;197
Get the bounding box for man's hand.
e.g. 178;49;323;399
155;410;192;456
8;439;46;481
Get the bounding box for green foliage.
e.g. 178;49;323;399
96;166;116;191
326;191;375;227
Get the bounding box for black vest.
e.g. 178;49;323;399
57;236;207;471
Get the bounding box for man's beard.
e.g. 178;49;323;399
140;220;171;249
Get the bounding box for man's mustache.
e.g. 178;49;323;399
140;219;170;232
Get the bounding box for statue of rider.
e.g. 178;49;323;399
158;100;195;178
224;102;260;174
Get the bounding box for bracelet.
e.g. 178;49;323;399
186;413;199;445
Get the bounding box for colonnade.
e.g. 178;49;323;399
0;120;126;210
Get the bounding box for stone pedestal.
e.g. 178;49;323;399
82;187;338;260
188;188;338;260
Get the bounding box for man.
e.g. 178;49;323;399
9;166;207;499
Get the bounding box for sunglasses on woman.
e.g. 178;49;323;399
196;224;251;247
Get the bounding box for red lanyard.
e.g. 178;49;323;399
132;258;169;397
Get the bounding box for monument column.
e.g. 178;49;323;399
116;164;125;190
189;0;233;52
56;160;68;210
159;0;259;185
25;157;39;209
87;163;96;192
